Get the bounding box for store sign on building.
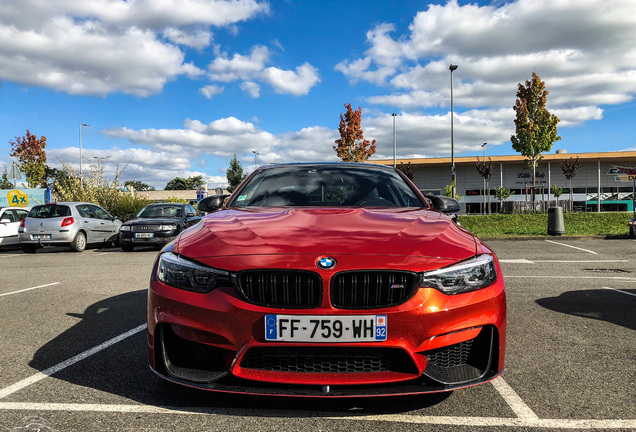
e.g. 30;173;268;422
515;170;546;184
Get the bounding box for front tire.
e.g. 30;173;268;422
70;232;87;252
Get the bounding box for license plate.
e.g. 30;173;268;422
32;234;51;240
265;315;387;342
134;233;154;238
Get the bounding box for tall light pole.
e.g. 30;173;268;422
449;63;458;199
252;150;259;170
481;142;487;214
79;123;90;187
392;113;397;168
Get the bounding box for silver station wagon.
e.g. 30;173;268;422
18;202;122;253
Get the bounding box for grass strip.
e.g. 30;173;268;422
457;212;633;238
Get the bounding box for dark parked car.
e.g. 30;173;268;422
148;163;506;397
119;203;200;251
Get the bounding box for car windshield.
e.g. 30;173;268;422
138;205;182;218
231;165;424;208
28;204;72;218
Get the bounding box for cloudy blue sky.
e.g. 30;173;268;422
1;0;635;189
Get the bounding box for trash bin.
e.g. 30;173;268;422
547;206;565;236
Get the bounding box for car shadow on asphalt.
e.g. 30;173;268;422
535;288;636;331
27;290;451;414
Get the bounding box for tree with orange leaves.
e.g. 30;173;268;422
333;103;376;162
9;130;48;188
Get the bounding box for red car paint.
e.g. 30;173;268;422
148;163;506;397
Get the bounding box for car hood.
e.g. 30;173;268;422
175;208;477;263
123;218;180;226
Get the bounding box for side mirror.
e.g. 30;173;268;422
186;212;195;218
198;194;230;213
424;195;461;214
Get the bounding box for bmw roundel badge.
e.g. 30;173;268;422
316;256;337;270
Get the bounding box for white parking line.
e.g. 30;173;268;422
544;240;599;254
0;324;146;400
506;275;636;282
500;259;628;264
603;287;636;297
0;402;634;429
491;376;538;419
0;282;60;298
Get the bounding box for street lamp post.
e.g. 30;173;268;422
252;151;259;170
79;123;90;187
392;113;397;168
481;142;487;215
449;64;458;199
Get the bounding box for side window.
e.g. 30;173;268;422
2;211;16;223
187;205;196;216
92;205;110;220
15;209;28;221
76;205;92;218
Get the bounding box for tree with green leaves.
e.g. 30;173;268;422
494;187;514;213
333;103;376;162
442;182;461;200
9;130;48;188
511;72;561;210
227;154;246;193
0;169;13;189
125;180;155;191
164;175;204;190
550;184;563;206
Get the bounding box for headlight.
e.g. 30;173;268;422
158;224;177;231
157;252;230;293
120;226;131;231
419;254;496;295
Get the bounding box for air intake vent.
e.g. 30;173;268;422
330;271;417;309
236;270;322;308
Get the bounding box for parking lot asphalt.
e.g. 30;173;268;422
0;239;634;431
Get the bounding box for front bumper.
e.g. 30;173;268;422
148;261;506;397
119;232;177;246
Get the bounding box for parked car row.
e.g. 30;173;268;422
0;202;201;253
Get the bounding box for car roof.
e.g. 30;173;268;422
257;162;395;171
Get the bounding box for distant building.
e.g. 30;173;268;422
371;150;636;214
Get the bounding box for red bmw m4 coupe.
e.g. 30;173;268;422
148;163;506;397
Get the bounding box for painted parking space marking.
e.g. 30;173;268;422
0;324;146;400
0;322;633;430
506;275;636;282
500;259;628;264
0;402;634;429
544;240;599;254
491;377;538;420
0;282;60;298
603;287;636;298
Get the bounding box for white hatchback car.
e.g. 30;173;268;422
18;202;121;253
0;206;30;248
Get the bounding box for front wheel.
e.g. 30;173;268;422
70;232;87;252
